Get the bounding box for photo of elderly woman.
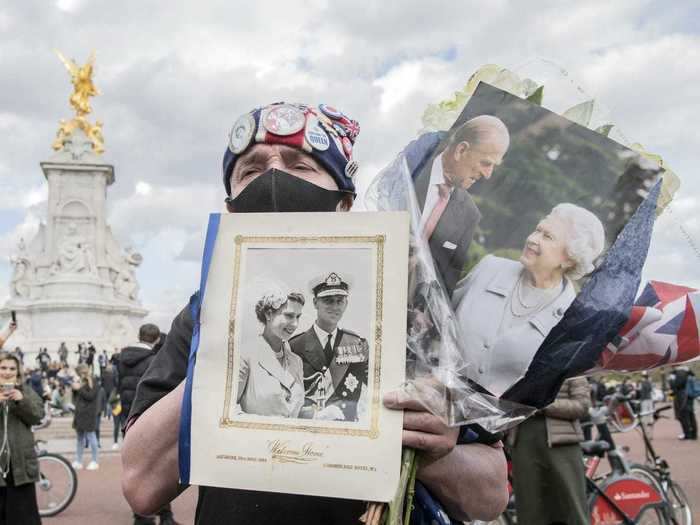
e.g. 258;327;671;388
453;203;605;396
236;287;306;418
426;82;665;399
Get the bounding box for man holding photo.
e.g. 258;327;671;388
122;102;508;524
407;115;510;295
290;272;369;422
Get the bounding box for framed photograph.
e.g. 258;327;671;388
180;211;409;501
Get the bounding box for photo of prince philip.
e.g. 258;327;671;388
405;115;510;295
289;272;369;422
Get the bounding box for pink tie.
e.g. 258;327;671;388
422;183;450;240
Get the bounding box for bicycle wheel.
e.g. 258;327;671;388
36;453;78;517
629;464;686;525
590;493;669;525
629;463;665;493
590;473;671;525
666;480;693;525
636;506;670;525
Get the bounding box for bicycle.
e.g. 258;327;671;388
611;396;693;525
32;412;79;517
487;397;690;525
486;439;671;524
584;395;692;525
585;436;669;524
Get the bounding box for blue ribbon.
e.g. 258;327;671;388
178;213;221;484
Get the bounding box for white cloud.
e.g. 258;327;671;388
1;0;699;326
134;181;152;196
373;59;460;114
55;0;86;13
22;186;47;208
0;178;46;211
0;212;41;257
107;181;220;245
176;232;206;262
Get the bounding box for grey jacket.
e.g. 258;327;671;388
453;255;576;397
0;385;44;486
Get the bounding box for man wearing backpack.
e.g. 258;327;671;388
669;366;697;440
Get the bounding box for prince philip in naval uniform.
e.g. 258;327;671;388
289;272;369;422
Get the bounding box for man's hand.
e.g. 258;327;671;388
383;389;458;461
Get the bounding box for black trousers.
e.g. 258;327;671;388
679;400;697;439
0;471;41;525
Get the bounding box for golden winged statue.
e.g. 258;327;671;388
56;50;100;116
52;50;105;154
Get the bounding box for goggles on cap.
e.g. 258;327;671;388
223;102;360;197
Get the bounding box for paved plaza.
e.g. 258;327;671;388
38;414;698;524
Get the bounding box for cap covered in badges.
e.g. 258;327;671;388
223;102;361;197
310;272;351;298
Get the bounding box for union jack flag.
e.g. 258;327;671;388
344;119;360;141
599;281;700;370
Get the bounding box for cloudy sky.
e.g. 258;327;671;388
1;0;699;330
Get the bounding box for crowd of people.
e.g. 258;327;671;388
0;321;177;524
11;332;176;459
8;340;123;449
588;370;697;440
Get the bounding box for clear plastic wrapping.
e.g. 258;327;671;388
363;63;696;432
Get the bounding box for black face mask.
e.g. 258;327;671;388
225;169;346;213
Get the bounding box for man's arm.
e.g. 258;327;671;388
417;442;508;522
121;380;184;515
384;390;508;522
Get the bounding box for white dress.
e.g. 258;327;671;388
236;336;305;418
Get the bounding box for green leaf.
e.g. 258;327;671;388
526;85;544;105
563;99;595;127
595;124;614;137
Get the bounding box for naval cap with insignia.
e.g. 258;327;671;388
223;102;361;197
310;272;352;298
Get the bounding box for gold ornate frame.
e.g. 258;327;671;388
220;234;385;438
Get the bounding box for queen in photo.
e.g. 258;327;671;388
236;287;306;418
452;203;606;396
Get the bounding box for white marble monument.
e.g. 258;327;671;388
0;52;147;360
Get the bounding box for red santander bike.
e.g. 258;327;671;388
487;395;691;525
585;394;691;525
585;437;668;525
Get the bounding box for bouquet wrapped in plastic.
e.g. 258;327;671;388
362;61;697;524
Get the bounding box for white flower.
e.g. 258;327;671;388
420;64;540;133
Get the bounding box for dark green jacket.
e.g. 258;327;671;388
0;385;44;486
